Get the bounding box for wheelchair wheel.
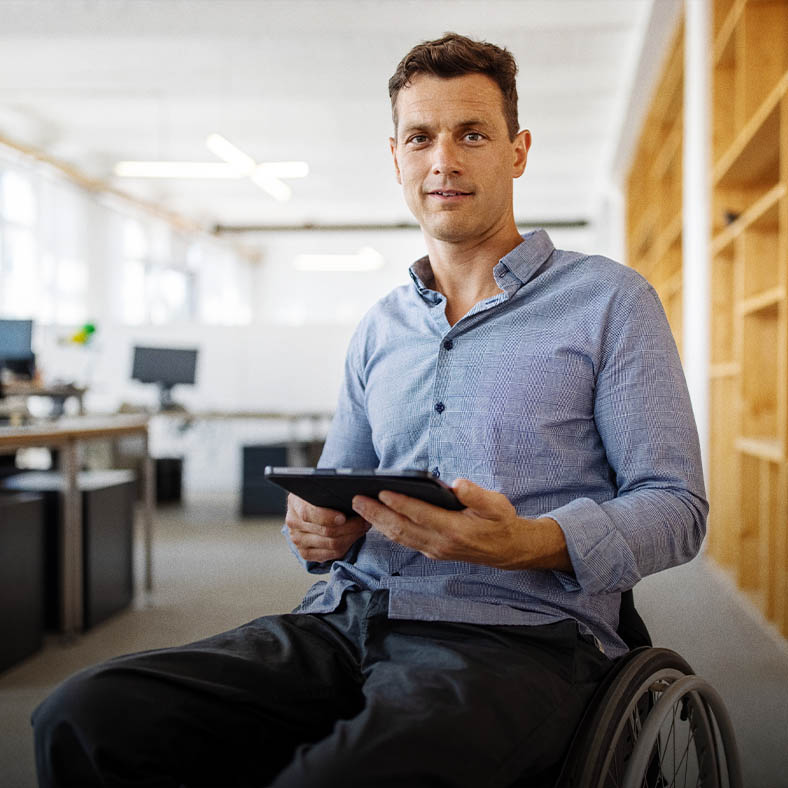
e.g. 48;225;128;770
622;670;742;788
557;647;741;788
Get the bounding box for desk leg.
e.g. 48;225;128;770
141;432;155;597
61;439;83;635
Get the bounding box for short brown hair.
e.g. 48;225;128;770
388;32;520;140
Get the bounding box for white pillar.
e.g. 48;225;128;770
683;0;711;477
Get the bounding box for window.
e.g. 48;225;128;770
196;246;252;325
119;218;197;325
0;168;38;318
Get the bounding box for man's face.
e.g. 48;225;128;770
389;73;530;245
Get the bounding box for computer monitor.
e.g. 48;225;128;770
0;318;35;380
131;345;198;410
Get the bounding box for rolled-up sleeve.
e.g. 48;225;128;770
547;284;708;595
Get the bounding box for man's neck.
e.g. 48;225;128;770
424;224;524;326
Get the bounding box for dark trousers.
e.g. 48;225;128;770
32;590;611;787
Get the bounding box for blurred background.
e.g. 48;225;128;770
0;1;787;786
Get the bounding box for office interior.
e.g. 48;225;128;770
1;1;787;785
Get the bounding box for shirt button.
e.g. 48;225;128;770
432;467;440;478
443;339;454;350
434;402;445;414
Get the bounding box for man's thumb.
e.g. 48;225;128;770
452;478;502;517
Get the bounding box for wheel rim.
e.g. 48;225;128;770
594;668;721;788
597;667;685;786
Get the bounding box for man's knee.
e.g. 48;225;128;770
32;665;127;787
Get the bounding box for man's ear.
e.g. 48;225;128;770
389;137;402;185
512;129;532;179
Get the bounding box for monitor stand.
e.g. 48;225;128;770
157;383;177;411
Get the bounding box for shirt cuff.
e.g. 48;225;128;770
544;497;641;595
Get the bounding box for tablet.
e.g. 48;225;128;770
264;467;464;516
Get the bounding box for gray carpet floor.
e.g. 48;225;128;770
1;497;787;787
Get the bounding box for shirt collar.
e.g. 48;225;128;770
408;229;555;303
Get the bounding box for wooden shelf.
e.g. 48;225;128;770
625;16;685;356
735;437;784;464
628;0;788;639
712;0;743;56
635;0;788;640
654;213;683;261
652;119;683;181
713;77;785;187
711;183;785;255
710;362;741;379
661;271;683;299
739;287;785;316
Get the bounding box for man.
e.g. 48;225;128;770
33;33;707;787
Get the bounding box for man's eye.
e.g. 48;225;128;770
465;132;484;142
408;135;428;145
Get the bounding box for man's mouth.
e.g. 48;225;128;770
428;190;473;199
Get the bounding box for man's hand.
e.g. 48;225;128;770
285;494;371;563
351;478;572;572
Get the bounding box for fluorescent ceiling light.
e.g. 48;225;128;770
293;246;385;272
250;170;291;202
114;162;240;178
205;133;307;201
205;133;256;176
256;161;309;179
113;135;309;204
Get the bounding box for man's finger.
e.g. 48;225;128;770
352;494;435;553
287;515;368;540
376;490;448;527
289;493;348;527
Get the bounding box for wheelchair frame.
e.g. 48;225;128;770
549;591;743;788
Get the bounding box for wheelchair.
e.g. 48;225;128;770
531;590;743;788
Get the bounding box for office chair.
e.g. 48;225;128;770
525;590;743;788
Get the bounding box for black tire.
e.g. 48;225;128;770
557;647;695;788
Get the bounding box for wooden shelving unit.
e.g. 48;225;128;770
626;1;788;641
707;0;788;636
626;19;685;355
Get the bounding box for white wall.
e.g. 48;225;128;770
12;164;616;496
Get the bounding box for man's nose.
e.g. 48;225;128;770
431;137;462;175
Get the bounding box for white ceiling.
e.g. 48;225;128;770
0;0;678;232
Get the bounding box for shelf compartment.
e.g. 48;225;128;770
653;214;682;265
737;449;761;588
652;118;683;182
740;302;780;439
710;244;737;365
713;0;743;55
736;454;784;620
713;76;784;190
711;182;785;255
740;197;781;299
628;206;659;267
708;374;740;567
762;460;782;621
660;284;683;352
735;436;784;463
713;22;738;162
648;19;684;129
740;1;788;126
710;361;741;379
739;287;784;316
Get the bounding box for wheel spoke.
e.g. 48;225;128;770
657;701;699;788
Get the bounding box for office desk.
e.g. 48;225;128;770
2;382;86;415
0;416;154;636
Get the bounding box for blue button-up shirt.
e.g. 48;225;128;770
286;229;707;657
